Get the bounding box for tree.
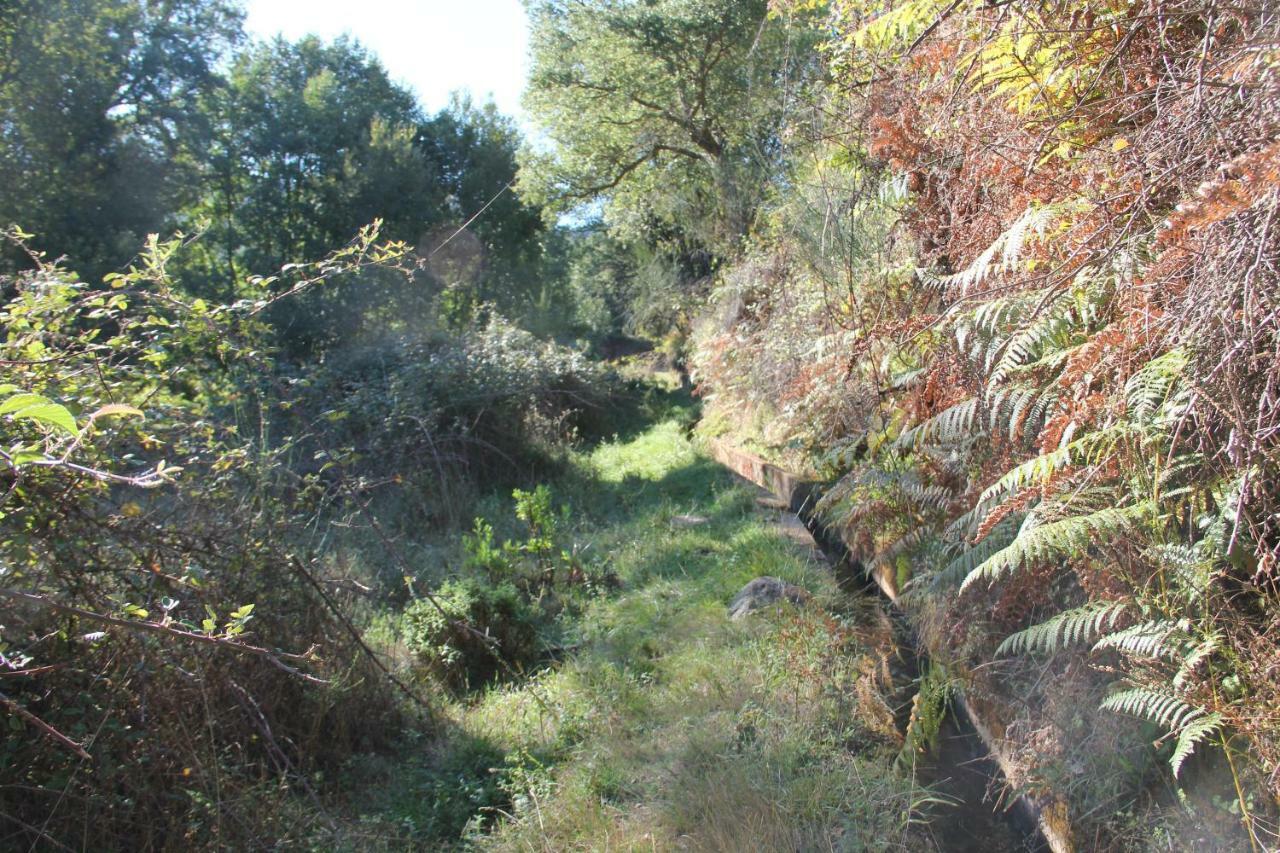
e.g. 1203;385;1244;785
521;0;816;252
178;35;442;354
418;98;548;324
0;0;243;278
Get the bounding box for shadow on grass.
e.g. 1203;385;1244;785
577;375;700;449
345;722;512;842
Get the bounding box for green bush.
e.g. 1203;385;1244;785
404;577;541;689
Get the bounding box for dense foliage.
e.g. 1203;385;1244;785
5;0;1279;848
0;2;615;847
683;0;1280;845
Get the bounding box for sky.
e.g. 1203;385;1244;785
241;0;532;123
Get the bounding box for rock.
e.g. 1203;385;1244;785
728;576;812;620
670;513;710;528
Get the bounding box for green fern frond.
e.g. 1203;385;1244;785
898;397;981;449
1125;349;1188;420
987;290;1078;385
997;600;1128;656
961;501;1154;591
891;366;926;390
1148;540;1220;603
977;448;1069;507
1170;713;1223;777
1101;687;1205;731
976;423;1134;507
854;0;951;51
870;526;933;572
970;293;1033;336
987;385;1054;444
918;516;1023;592
1101;688;1222;778
1093;620;1183;660
898;481;956;512
1174;634;1220;689
940;204;1066;296
895;661;954;772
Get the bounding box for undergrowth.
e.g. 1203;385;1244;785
342;417;940;850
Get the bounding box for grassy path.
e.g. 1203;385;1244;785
352;418;938;850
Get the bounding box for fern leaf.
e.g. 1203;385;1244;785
898;481;956;511
987;385;1050;444
1174;634;1220;689
1101;687;1204;732
923;516;1023;591
971;293;1032;335
1125;349;1188;420
940;204;1065;296
1170;713;1223;778
1093;620;1183;660
869;526;933;573
976;423;1134;507
1102;689;1222;778
997;600;1128;656
898;397;981;449
988;289;1077;385
961;501;1154;591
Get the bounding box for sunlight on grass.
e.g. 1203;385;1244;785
381;419;937;850
588;419;700;482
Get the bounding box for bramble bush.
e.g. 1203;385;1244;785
0;223;616;848
404;485;613;689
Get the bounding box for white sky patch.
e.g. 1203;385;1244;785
241;0;531;123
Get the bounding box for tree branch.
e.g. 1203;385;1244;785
0;588;325;684
0;689;90;760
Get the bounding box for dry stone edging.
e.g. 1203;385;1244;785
705;437;1071;853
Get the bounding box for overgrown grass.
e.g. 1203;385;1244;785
343;413;935;850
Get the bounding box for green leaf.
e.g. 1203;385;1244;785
1170;713;1223;778
0;393;51;415
11;402;78;435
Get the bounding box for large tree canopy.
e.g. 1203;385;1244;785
521;0;815;251
418;99;548;321
0;0;243;277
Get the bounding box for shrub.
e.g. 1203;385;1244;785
404;577;541;689
404;484;603;689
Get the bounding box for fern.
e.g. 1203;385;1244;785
1125;349;1188;420
898;397;981;449
987;384;1054;444
916;515;1023;593
986;288;1078;385
853;0;951;51
970;293;1033;337
897;480;956;512
1101;688;1222;778
997;600;1128;656
939;203;1066;296
960;501;1154;591
1151;544;1211;593
976;422;1135;507
869;526;933;574
895;661;954;772
1092;620;1183;660
1101;687;1204;731
1170;713;1224;777
1174;634;1220;689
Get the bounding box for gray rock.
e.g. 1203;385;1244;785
728;576;812;620
670;513;710;528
